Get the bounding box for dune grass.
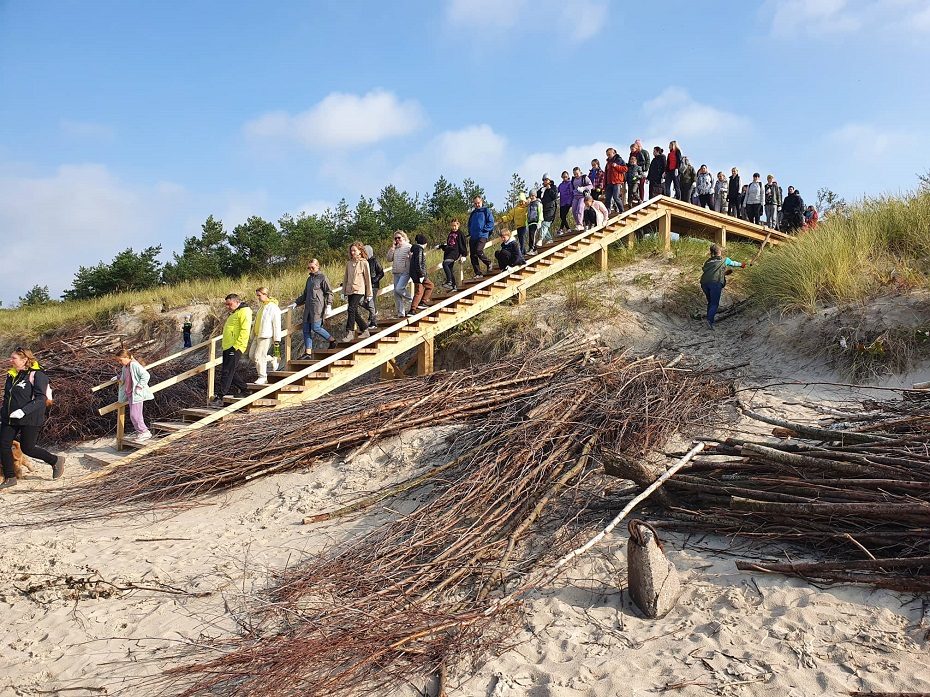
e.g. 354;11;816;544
746;190;930;313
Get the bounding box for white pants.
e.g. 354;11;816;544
248;337;275;379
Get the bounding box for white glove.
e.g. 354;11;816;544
9;409;25;419
325;305;332;316
365;297;373;304
285;303;296;310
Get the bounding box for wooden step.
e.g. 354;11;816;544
151;420;189;433
268;369;332;381
122;434;166;449
315;346;379;356
438;307;457;315
291;358;356;368
223;395;278;407
180;407;221;420
247;382;306;393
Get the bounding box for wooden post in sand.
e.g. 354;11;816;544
659;210;672;252
116;404;126;450
416;337;435;376
596;245;609;272
715;225;727;248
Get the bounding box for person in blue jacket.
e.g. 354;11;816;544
468;195;495;277
700;244;748;330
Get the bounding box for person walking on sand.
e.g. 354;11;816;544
361;244;383;329
249;287;282;384
343;242;373;340
287;259;336;358
538;174;559;244
494;228;525;271
467;197;495;277
114;348;154;439
570;166;593;231
439;219;468;290
387;230;414;315
213;293;252;403
408;234;434;312
700;243;748;330
0;347;65;489
557;171;573;233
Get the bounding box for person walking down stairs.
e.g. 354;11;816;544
439;219;468;291
387;230;413;317
409;234;434;312
343;242;373;341
249;287;282;385
468;197;495;278
114;348;153;440
214;294;252;404
700;244;748;331
288;259;337;357
361;245;383;329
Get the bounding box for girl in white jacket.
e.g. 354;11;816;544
250;286;282;384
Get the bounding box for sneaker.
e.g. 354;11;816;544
298;352;313;360
707;320;715;331
52;455;67;478
526;249;537;256
136;431;153;442
474;273;485;279
0;477;18;490
328;339;338;349
441;282;454;290
358;330;371;339
236;390;250;398
504;266;513;272
211;396;225;405
368;321;378;329
254;376;268;385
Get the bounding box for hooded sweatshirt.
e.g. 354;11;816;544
253;297;282;341
222;302;252;352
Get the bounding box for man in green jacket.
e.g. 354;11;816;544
215;293;253;404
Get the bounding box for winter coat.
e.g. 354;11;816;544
387;242;411;274
539;185;559;221
666;148;682;173
467;206;495;241
782;191;804;217
367;256;384;288
440;229;468;261
744;181;765;206
117;359;154;405
626;161;643;184
408;243;429;283
764;182;783;206
700;256;743;286
293;272;333;326
2;363;50;427
557;180;574;205
571;175;592;200
605;154;628;185
648;154;666;185
222;302;252;352
588;168;605;191
679;162;696;192
500;238;525;266
728;174;741;199
504;202;528;229
343;258;373;297
696;172;715;196
633;148;650;171
253;299;282;341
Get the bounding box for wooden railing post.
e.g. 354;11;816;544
659;209;672;253
416;338;434;376
116;404;126;450
283;308;293;366
715;226;727;248
207;338;217;400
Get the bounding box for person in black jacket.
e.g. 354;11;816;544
727;167;741;218
362;245;384;329
648;147;666;199
438;219;468;290
409;233;434;311
494;228;525;270
1;347;64;489
537;174;559;245
781;186;805;233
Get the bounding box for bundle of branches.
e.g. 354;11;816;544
30;334;207;445
142;347;728;697
658;394;930;592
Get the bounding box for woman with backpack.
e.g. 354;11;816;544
114;348;155;439
1;347;64;489
570;166;593;231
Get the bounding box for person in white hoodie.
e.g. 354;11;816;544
386;230;413;317
249;286;282;385
743;173;765;225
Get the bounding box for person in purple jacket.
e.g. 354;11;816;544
570;167;593;231
557;171;573;233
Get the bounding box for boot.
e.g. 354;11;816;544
0;477;18;490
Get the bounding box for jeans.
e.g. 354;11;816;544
604;183;624;215
558;204;571;231
469;238;491;275
393;272;412;315
539;220;554;244
516;226;528;254
627;182;641;208
664;171;682;199
698;193;714;210
220;347;247;397
183;332;192;348
765;204;778;228
526;223;539;251
1;423;58;479
701;282;724;326
346;294;367;333
441;258;457;286
302;319;331;350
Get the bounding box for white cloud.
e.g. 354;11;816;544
642;87;751;146
446;0;528;28
243;90;425;150
766;0;930;37
569;0;609;40
445;0;608;41
0;164;189;304
518;141;613;187
434;125;507;173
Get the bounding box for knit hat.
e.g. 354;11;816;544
519;192;527;202
542;173;550;182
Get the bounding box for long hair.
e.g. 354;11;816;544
12;347;38;366
349;241;368;259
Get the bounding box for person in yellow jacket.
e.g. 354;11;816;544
502;192;530;254
215;293;253;404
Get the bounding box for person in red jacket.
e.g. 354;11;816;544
665;140;684;200
604;147;628;216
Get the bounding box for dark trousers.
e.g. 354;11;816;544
699;193;714;209
727;199;740;217
495;248;518;270
583;207;597;228
442;258;457;286
346;294;367;333
1;423;57;479
469;237;491;274
526;223;539;251
638;178;646;202
664;171;682;199
220;347;247;397
558;204;571;231
649;181;663;198
183;332;192;348
516;226;528;253
746;203;763;225
604;183;625;214
701;282;724;326
360;287;378;327
627;182;641;207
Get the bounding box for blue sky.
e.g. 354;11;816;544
2;0;929;304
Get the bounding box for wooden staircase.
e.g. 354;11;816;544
90;196;787;468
